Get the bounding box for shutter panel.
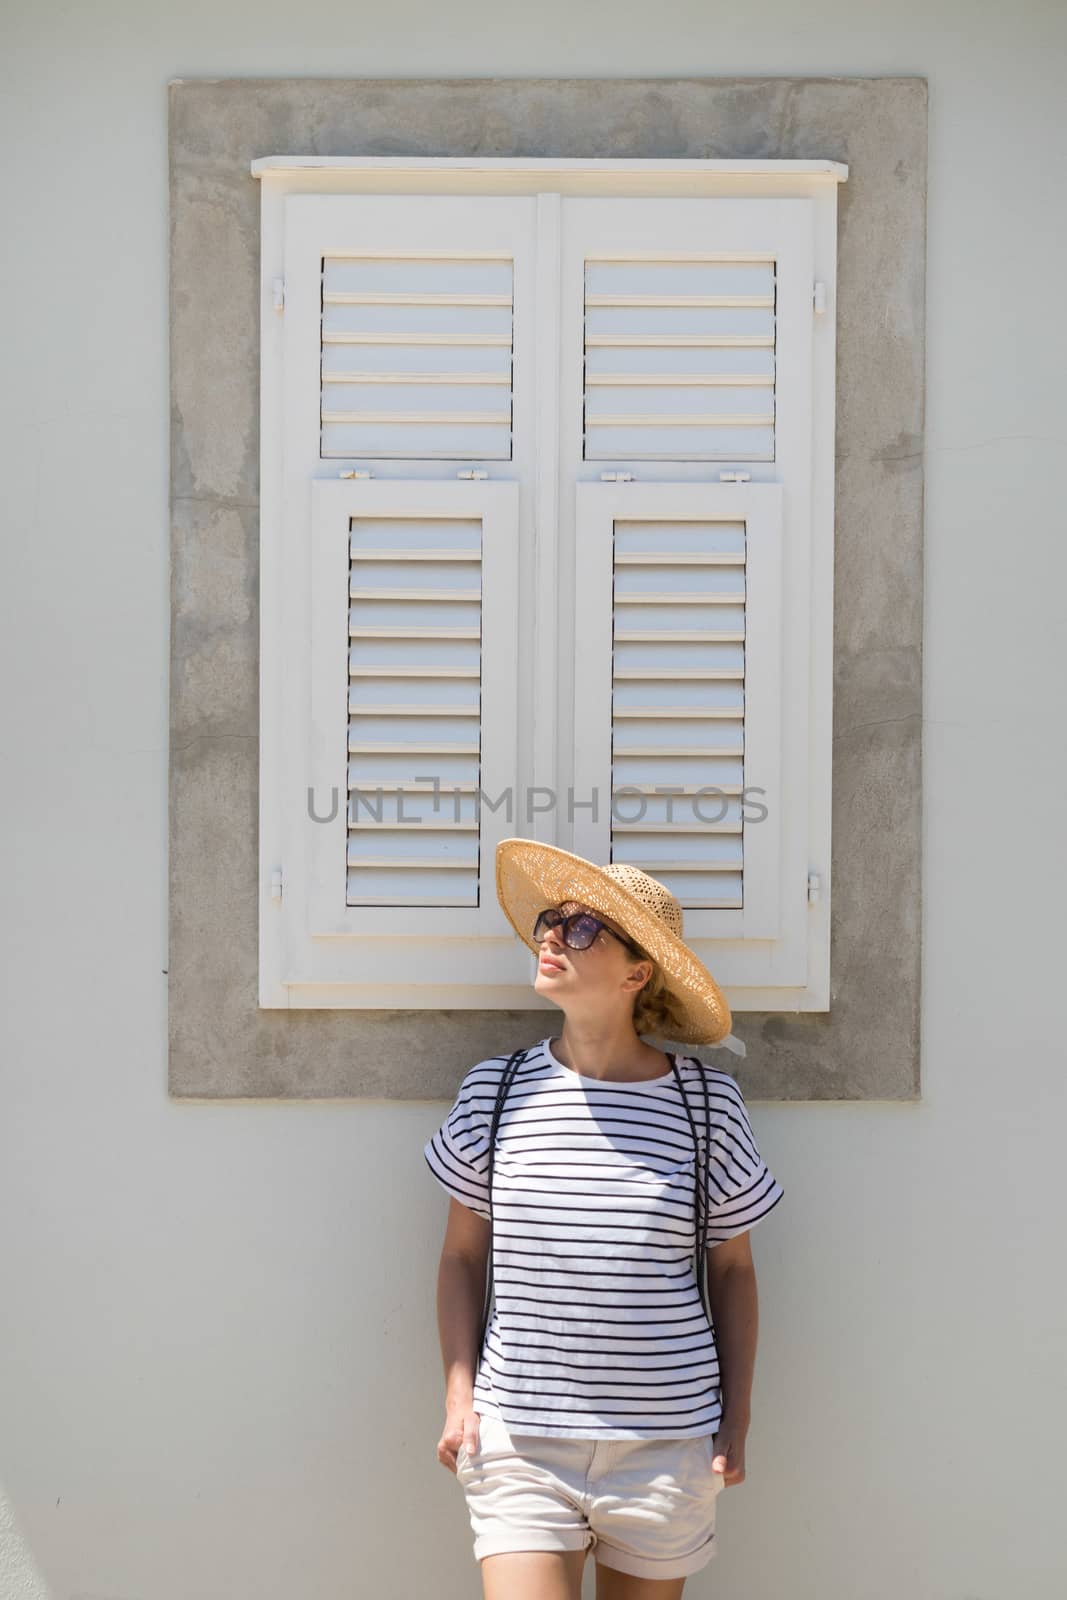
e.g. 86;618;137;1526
573;481;784;942
307;478;520;939
282;192;534;487
583;259;776;461
321;256;514;460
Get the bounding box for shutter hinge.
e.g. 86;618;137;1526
719;471;751;483
813;281;827;314
272;277;285;313
339;469;372;478
271;867;284;903
600;471;636;482
807;870;821;905
457;469;489;479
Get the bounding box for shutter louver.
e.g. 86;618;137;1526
583;260;775;462
610;516;746;909
346;514;483;907
321;257;514;460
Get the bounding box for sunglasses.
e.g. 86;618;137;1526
533;904;644;959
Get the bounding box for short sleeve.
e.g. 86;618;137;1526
702;1073;785;1247
423;1066;494;1220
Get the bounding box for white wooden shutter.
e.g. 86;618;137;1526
257;163;844;1011
264;193;538;1000
563;197;814;982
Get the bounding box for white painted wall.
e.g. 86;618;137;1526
2;6;1064;1598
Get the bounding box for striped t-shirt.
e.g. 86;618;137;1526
423;1035;784;1440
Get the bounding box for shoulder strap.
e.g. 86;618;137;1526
667;1053;714;1327
478;1046;534;1349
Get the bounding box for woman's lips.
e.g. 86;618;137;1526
539;957;565;972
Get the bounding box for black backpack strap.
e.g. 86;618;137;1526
667;1052;714;1327
478;1046;534;1348
697;1063;711;1315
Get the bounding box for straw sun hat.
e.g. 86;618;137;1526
495;838;745;1054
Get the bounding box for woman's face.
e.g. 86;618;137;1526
533;900;653;1016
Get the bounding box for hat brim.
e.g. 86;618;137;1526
495;838;733;1047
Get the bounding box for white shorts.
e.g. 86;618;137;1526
455;1411;726;1580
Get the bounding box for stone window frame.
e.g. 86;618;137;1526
169;76;926;1102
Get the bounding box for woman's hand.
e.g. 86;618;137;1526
711;1417;748;1487
437;1406;482;1474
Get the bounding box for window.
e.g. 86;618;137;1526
252;158;847;1017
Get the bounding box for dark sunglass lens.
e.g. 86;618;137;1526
568;914;601;949
534;908;563;939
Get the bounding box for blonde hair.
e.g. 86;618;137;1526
630;950;689;1041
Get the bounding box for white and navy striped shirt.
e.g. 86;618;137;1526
423;1036;784;1440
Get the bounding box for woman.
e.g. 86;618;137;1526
423;839;785;1600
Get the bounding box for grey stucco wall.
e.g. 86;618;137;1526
168;76;926;1100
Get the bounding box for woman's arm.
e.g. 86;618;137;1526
704;1230;760;1483
432;1197;491;1470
